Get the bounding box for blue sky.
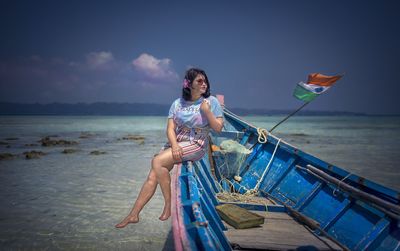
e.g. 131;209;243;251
0;0;399;114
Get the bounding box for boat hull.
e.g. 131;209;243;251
171;109;400;250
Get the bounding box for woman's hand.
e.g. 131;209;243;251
171;144;183;161
200;99;224;133
200;99;211;113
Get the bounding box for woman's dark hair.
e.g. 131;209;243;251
182;68;211;101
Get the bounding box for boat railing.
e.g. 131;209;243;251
172;159;232;251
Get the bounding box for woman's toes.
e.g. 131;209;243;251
115;216;139;228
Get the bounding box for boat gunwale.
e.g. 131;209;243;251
171;163;190;251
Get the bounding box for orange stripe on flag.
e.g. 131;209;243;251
307;73;342;86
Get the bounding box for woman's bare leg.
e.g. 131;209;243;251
115;168;158;228
151;148;177;221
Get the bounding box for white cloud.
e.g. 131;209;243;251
86;51;115;70
0;52;179;103
132;53;178;82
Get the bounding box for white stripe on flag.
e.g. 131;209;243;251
298;81;330;94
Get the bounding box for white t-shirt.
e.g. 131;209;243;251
168;96;223;129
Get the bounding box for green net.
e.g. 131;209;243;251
217;140;264;203
220;139;252;155
218;140;252;180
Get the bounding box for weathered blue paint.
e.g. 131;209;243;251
354;217;390;250
175;161;232;251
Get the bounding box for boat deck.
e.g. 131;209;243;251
224;211;342;250
220;196;343;250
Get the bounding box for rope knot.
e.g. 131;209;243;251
257;128;268;144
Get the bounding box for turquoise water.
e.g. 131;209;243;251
0;115;399;250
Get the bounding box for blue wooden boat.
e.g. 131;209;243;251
171;108;400;251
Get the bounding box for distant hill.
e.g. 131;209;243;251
0;102;169;116
228;107;366;116
0;102;366;116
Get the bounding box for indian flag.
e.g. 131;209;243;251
293;73;342;102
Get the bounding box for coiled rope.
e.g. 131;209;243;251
257;127;268;144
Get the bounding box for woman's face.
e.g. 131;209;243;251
191;74;207;95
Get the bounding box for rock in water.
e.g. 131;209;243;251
90;150;107;155
24;151;46;159
62;149;79;154
0;153;15;160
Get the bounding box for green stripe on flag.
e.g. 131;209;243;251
293;84;318;102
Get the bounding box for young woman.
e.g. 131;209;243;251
116;68;224;228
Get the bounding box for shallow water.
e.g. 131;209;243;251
0;116;173;250
0;115;399;250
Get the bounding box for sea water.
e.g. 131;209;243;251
0;115;399;250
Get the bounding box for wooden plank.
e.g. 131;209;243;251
225;211;343;250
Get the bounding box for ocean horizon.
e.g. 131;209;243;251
4;101;397;116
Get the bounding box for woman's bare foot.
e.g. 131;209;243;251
115;214;139;228
159;213;170;221
159;205;171;221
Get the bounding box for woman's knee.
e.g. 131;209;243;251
151;155;160;167
147;171;157;184
152;150;175;171
151;156;164;174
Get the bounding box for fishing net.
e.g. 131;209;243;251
218;139;252;180
215;139;270;211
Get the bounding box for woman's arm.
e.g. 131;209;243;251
166;118;183;160
200;100;224;133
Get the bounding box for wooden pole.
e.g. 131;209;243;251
296;165;400;221
303;164;400;215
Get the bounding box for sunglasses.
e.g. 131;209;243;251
195;79;207;85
